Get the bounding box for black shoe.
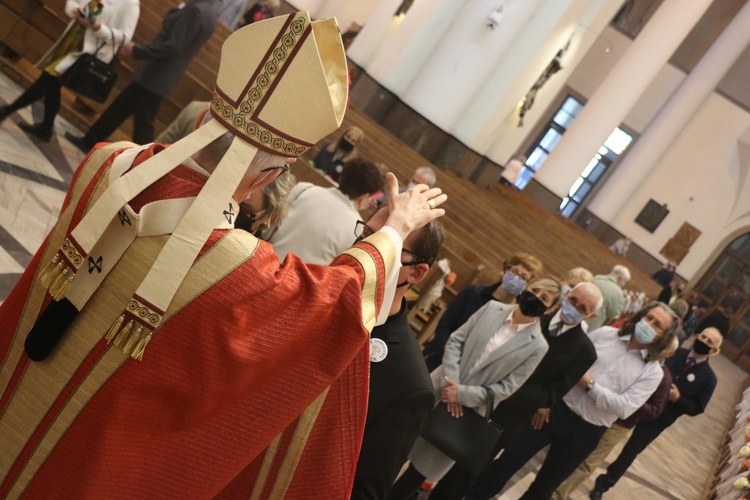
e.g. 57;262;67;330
18;122;53;142
589;489;603;500
64;131;90;153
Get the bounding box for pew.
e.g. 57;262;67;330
0;0;662;312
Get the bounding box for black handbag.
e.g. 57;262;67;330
61;28;120;103
419;386;503;476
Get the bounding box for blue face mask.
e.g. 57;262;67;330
501;271;527;295
560;299;583;325
634;319;657;344
561;284;571;299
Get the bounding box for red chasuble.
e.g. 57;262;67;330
0;144;393;498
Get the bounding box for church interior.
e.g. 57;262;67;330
1;0;750;498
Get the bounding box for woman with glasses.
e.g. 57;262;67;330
387;276;562;499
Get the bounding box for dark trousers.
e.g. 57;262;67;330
466;402;607;500
429;403;535;499
385;464;425;500
6;71;61;132
83;82;162;147
594;421;664;493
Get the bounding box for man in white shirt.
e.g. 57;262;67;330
466;302;678;500
269;158;383;264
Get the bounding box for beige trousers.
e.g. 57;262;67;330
552;423;632;499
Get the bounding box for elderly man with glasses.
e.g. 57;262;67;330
350;210;445;500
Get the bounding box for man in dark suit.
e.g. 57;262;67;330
589;327;721;499
350;209;443;500
427;282;602;499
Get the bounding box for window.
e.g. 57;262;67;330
515;96;583;190
559;127;633;218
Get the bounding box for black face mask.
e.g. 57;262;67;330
693;339;712;355
517;290;548;317
338;139;355;152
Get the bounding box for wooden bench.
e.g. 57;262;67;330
307;107;662;299
0;0;662;305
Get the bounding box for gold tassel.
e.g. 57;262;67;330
104;314;125;343
42;261;64;290
121;325;143;355
130;332;152;361
48;268;70;299
52;273;75;301
113;320;134;348
39;255;60;287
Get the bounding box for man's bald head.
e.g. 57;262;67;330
694;327;722;357
560;282;603;325
570;282;603;314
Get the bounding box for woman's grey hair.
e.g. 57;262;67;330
262;171;296;232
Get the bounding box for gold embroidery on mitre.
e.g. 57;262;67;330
211;14;311;157
39;237;84;300
107;297;162;360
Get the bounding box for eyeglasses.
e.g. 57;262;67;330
261;164;290;174
401;248;428;267
354;221;429;266
354;220;374;242
255;164;290;185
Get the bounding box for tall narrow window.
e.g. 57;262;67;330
515;96;583;189
559;128;633;218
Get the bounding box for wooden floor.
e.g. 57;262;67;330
493;352;747;500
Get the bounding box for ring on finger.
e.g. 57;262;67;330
428;199;436;209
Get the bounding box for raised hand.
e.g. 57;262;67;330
383;172;446;241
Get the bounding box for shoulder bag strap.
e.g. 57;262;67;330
481;385;495;421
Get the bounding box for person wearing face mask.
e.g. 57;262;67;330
421;252;543;372
269;158;383;264
553;335;678;499
386;277;562;500
588;327;721;499
234;171;295;240
466;302;678;500
350;210;444;500
313;126;364;181
427;282;602;500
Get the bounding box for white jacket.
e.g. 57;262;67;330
38;0;140;74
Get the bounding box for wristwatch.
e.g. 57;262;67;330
585;380;596;392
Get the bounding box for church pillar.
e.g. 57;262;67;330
361;0;469;95
316;0;381;33
484;0;627;165
590;0;750;224
285;0;327;16
398;0;543;130
532;0;714;199
347;0;407;69
451;0;594;150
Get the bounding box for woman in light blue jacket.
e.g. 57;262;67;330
0;0;139;140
